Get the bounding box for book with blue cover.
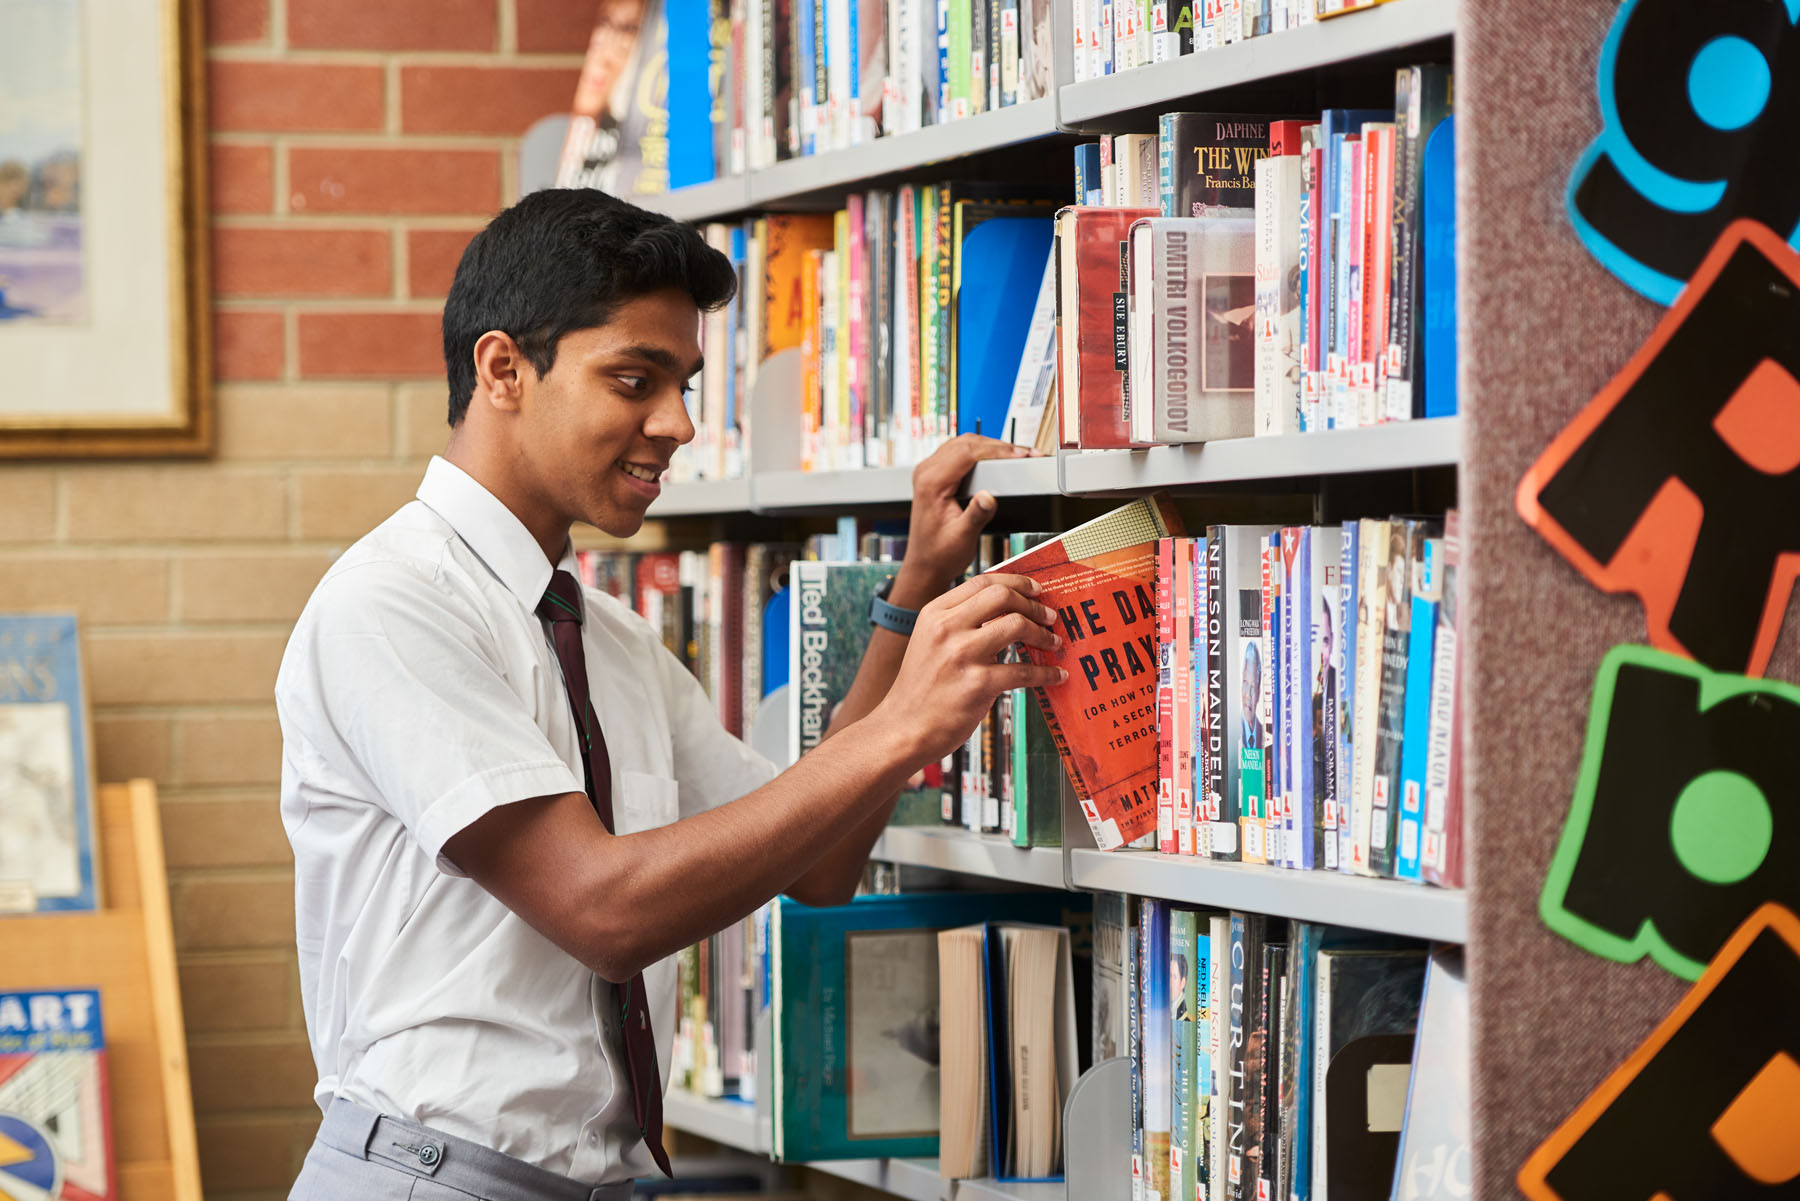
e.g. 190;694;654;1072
769;890;1091;1162
0;989;114;1200
953;206;1055;441
1139;899;1171;1201
0;614;99;914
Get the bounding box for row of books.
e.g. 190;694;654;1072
1096;896;1468;1201
1070;0;1393;82
1148;514;1465;886
1060;76;1455;452
677;0;1058;182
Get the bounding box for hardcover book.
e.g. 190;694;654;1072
1213;526;1279;864
0;989;114;1200
1128;216;1258;446
770;890;1090;1162
1139;899;1172;1201
1312;949;1426;1200
1421;511;1463;887
987;496;1186;849
1383;65;1452;422
0;614;99;914
1054;206;1159;450
788;561;942;823
1156;112;1275;218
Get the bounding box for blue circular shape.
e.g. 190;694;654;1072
1689;36;1771;130
0;1113;60;1192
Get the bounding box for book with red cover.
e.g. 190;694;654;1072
987;496;1186;849
1054;206;1158;450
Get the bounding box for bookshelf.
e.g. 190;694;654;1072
651;421;1459;516
641;0;1488;1195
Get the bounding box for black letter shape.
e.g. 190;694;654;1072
1570;0;1800;300
1521;906;1800;1201
1547;651;1800;979
1521;222;1800;675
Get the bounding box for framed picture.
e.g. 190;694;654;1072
0;0;211;459
0;613;100;914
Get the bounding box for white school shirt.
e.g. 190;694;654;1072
275;456;777;1183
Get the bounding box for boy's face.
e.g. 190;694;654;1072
518;287;701;539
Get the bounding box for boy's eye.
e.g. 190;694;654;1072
616;375;649;393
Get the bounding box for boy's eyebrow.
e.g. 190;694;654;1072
617;343;704;376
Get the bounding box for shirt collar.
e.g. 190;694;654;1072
416;456;579;610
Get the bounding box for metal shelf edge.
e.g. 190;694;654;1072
873;828;1068;889
1061;418;1462;493
1068;848;1467;942
662;1089;762;1154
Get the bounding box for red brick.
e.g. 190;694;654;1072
400;64;582;136
516;0;602;53
209;61;385;133
406;227;479;299
213;227;391;298
297;312;444;379
213;310;285;382
287;146;501;216
207;0;269;44
288;0;495;49
210;143;274;214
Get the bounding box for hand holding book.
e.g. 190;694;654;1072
871;573;1065;767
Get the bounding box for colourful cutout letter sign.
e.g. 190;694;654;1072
1568;0;1798;304
1541;645;1800;981
1517;220;1800;677
1520;904;1800;1201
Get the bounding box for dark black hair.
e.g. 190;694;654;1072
442;188;737;425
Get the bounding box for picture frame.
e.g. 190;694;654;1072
0;0;211;459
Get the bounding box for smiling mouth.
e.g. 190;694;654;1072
619;462;663;483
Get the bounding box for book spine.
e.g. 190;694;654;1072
1073;0;1089;82
1205;529;1236;860
1173;536;1195;857
1303;140;1324;428
1435;510;1465;887
1142;900;1172;1201
1344;136;1365;429
934;189;954;441
1158;114;1175;217
1350;518;1384;876
1396;537;1439;884
800;252;822;469
1130;912;1144;1201
846;198;866;469
1225;913;1256;1201
1370;522;1412;878
1208;916;1229;1201
1157;537;1178;854
808;0;826;153
1000;0;1019;106
1254;156;1278;437
1172;908;1198;1201
1191;536;1211;858
1311;528;1340;873
1367;124;1396;422
1335;520;1358;874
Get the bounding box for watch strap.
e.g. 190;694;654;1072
870;593;920;636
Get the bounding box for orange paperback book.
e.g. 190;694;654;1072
988;496;1186;849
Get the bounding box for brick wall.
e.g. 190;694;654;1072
0;3;590;1196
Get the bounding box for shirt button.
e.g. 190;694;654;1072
418;1144;441;1167
588;1132;599;1146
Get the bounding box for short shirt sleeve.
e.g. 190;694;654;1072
280;560;584;872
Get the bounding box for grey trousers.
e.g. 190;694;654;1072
290;1098;635;1201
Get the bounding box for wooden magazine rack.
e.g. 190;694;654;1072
3;780;204;1200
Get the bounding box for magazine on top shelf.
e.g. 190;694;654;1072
0;614;99;915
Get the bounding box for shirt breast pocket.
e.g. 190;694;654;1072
614;770;680;835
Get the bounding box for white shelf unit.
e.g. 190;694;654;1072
1058;0;1458;129
650;3;1467;1194
871;826;1067;890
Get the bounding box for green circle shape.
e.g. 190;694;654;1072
1669;770;1773;885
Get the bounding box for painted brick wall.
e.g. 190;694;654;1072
0;2;591;1196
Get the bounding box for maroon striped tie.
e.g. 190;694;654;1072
538;568;673;1179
